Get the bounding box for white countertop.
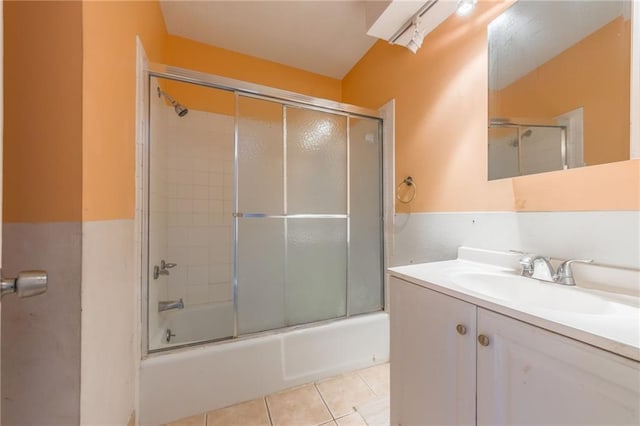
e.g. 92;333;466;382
388;248;640;362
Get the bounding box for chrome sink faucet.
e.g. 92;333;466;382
520;255;592;286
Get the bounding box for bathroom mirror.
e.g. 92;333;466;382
487;0;633;180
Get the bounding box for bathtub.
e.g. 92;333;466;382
151;302;234;350
139;311;389;425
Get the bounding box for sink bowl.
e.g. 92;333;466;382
450;271;617;315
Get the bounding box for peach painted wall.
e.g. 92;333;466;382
491;16;630;166
83;24;342;222
164;35;342;104
82;0;167;222
343;1;639;213
3;0;83;223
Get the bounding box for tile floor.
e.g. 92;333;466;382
165;363;390;426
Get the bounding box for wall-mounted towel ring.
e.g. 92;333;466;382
396;176;416;204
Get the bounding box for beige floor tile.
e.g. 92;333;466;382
357;363;390;396
207;398;271;426
316;373;377;418
335;412;368;426
266;384;332;426
165;413;206;426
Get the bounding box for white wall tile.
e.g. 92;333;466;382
186;284;211;305
187;266;209;286
153;109;235;312
209;264;232;284
193;185;209;200
81;219;135;425
193;213;209;226
210;283;232;302
194;171;209;186
392;211;640;269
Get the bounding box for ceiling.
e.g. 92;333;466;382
159;0;383;79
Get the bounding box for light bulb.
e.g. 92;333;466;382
456;0;477;17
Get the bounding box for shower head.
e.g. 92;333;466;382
157;87;189;117
174;104;188;117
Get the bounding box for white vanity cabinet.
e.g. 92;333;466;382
390;277;476;425
390;276;640;426
477;308;640;425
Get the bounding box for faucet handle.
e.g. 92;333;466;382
555;259;593;286
518;254;535;277
160;260;177;269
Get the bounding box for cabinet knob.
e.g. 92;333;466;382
456;324;467;335
478;334;490;346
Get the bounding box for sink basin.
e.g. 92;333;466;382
450;271;617;315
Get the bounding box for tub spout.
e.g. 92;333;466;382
159;298;184;312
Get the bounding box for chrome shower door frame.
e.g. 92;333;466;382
144;63;384;354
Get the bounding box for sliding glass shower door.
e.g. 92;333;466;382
236;94;381;335
146;72;383;352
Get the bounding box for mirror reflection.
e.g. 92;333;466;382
488;0;631;180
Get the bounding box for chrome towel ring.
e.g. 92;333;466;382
396;176;416;203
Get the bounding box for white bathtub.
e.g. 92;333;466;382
139;311;389;425
151;302;234;350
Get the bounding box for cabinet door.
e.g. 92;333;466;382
390;277;476;426
477;308;640;425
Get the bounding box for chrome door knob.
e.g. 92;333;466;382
1;270;48;298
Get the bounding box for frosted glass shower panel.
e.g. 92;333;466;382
348;117;383;315
237;218;286;334
286;107;347;214
237;96;283;214
285;218;347;325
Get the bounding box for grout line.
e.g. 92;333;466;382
356;370;378;397
314;382;337;421
263;396;274;426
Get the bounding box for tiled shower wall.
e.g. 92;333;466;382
148;88;168;337
162;108;234;308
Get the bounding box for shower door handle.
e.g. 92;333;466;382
0;270;48;299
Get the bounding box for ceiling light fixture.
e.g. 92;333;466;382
406;21;426;54
456;0;478;17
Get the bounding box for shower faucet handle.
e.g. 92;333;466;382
161;260;177;269
153;260;177;280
